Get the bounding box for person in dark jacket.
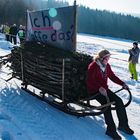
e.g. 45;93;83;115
128;42;140;81
86;49;134;140
9;24;18;45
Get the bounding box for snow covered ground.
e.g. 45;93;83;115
0;33;140;140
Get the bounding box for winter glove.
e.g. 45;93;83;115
99;87;107;96
122;83;129;90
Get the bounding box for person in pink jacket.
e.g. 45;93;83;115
86;49;134;140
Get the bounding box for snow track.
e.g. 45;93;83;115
0;79;110;140
0;34;140;140
0;79;56;140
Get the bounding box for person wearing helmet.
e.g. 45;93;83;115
128;42;140;81
86;49;134;140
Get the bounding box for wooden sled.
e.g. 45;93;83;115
0;41;132;117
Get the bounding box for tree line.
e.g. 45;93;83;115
77;6;140;42
0;0;139;41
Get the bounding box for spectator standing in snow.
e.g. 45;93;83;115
18;25;25;44
2;23;10;41
86;49;134;140
128;42;140;81
9;24;18;45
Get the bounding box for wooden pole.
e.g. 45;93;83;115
73;0;77;52
20;50;24;82
62;59;65;102
25;9;28;41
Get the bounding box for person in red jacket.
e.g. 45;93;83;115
86;49;134;140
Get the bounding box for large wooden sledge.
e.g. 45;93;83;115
0;41;132;117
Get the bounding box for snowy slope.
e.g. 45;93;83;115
0;33;140;140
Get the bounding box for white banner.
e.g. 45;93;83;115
26;6;76;51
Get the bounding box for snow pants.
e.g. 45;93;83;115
95;89;128;132
128;62;137;81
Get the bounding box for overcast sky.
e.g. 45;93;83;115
65;0;140;14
